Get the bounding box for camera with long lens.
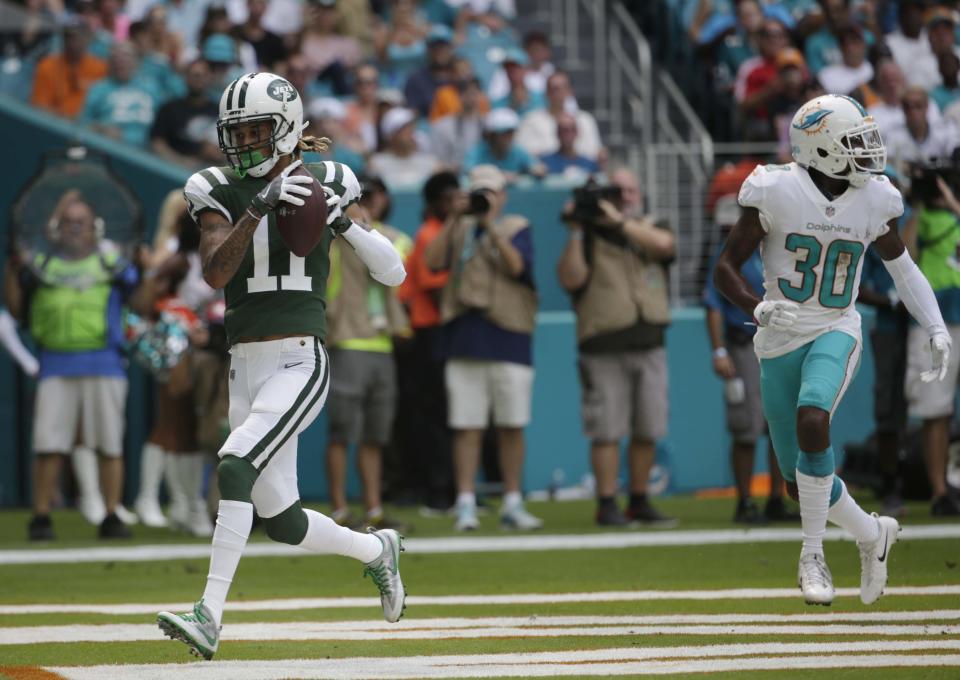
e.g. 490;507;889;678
465;190;492;216
908;151;960;205
563;180;624;224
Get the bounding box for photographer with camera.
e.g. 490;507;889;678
424;164;542;532
902;164;960;516
557;168;676;527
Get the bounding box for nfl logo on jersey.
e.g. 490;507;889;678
825;205;836;217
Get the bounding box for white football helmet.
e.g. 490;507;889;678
217;72;304;178
789;94;886;188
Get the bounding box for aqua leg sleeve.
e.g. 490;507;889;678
759;345;808;483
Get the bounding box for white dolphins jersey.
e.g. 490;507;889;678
738;162;904;359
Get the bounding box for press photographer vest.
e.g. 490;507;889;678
574;222;671;345
29;251;119;352
326;223;411;348
440;215;538;334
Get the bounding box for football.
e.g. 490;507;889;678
275;165;328;257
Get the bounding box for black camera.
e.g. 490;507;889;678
465;190;492;216
565;181;624;223
908;151;960;205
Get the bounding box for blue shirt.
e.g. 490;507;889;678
703;244;763;338
464;141;536;174
80;77;158;146
540;151;599;175
490;90;546;117
444;226;535;365
30;260;139;379
804;27;875;75
931;85;960;113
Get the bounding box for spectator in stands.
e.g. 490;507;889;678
94;0;130;43
397;171;458;512
804;0;874;75
129;20;186;105
325;176;412;530
886;0;938;90
4;192;141;541
866;58;939;137
818;24;874;102
80;41;158;146
202;34;242;103
702;197;796;524
75;0;112;59
344;63;381;154
300;0;364;96
404;24;455;117
697;0;768;87
126;0;206;57
516;71;602;162
429;56;489;121
490;47;545;116
150;59;220;169
31;19;107;119
142;5;182;67
734;17;791;131
195;6;257;72
425;164;542;532
903;170;960;516
557;166;676;527
233;0;287;70
924;6;960;91
431;76;486;170
369;107;439;188
488;29;554;102
886;87;959;172
858;172;909;517
305;98;367;174
932;53;960;113
769;48;811;158
372;0;429;88
540;113;601;179
465;108;546;178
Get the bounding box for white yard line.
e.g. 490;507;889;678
44;643;960;680
6;621;959;645
3;586;959;615
2;524;958;565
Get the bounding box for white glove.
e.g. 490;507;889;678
922;331;952;383
322;185;344;229
250;159;313;213
753;300;799;329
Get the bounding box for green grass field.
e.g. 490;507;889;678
1;496;958;679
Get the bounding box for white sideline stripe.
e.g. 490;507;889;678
46;645;960;680
2;524;958;565
6;621;959;645
3;586;959;615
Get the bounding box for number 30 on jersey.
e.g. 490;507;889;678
778;233;864;309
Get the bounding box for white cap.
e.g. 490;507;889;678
469;164;507;192
713;194;742;226
308;97;347;121
380;107;417;138
484;107;520;133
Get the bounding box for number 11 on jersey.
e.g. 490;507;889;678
247;219;313;293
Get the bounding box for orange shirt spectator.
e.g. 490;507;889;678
31;23;108;119
399;216;450;328
429;83;490;121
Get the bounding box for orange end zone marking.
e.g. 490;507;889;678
0;667;67;680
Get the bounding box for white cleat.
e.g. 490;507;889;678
363;529;406;623
114;504;139;526
858;514;900;605
500;504;544;530
798;552;834;606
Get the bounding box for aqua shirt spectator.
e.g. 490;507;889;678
803;0;875;75
79;41;158;146
464;108;545;177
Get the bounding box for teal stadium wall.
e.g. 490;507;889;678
0;96;877;506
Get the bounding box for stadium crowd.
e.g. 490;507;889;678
4;0;960;541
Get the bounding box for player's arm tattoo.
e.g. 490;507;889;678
714;206;766;318
199;210;261;289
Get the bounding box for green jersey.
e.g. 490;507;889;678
183;160;361;345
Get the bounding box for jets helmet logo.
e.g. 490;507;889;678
266;79;298;103
793;105;832;135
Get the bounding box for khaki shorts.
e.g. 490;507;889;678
726;342;766;444
33;376;128;456
327;348;397;446
906;324;960;419
578;347;668;443
445;359;533;429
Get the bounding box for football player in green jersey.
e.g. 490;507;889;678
157;72;407;660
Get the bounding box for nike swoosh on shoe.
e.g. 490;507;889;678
877;533;889;562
